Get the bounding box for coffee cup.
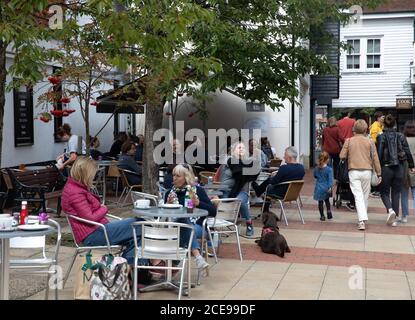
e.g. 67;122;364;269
0;216;13;229
134;199;150;208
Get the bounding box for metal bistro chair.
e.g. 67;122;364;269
261;180;305;226
118;168;143;206
91;166;105;200
131;191;158;207
269;158;282;168
9;217;61;300
107;160;121;198
131;221;194;300
62;213;123;288
201;198;242;265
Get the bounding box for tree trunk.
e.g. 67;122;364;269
0;41;7;168
143;100;164;195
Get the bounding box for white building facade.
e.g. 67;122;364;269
333;10;415;128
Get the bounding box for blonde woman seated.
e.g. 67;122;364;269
164;163;216;271
61;156;144;265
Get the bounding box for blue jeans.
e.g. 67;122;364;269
401;186;415;217
222;190;252;223
176;218;203;251
83;217;144;265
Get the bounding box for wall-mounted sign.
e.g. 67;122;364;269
246;102;265;112
13;84;34;147
396;98;412;109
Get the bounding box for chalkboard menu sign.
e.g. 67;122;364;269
13;85;34;147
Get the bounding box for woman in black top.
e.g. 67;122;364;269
377;115;415;226
164;164;216;271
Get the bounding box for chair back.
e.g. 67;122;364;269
65;214;82;248
10;236;45;249
10;218;61;260
211;198;241;225
107;161;120;178
131;191;158;207
199;171;216;184
270;159;282;167
132;221;193;260
118;168;131;188
1;169;14;190
282;180;304;202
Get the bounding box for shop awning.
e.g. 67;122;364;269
96;77;146;114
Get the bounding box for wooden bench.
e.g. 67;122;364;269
5;164;66;215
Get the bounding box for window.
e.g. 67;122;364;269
346;39;360;69
367;39;381;69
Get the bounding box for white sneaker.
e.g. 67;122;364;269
386;210;396;225
391;221;398;227
396;216;402;222
402;217;408;223
358;221;365;230
195;256;209;270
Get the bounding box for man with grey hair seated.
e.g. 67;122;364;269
252;146;305;214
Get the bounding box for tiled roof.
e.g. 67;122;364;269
364;0;415;13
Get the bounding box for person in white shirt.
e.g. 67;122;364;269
56;123;86;173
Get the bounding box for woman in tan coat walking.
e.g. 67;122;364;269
340;120;381;230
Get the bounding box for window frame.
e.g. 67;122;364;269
346;39;361;70
366;38;381;70
343;36;383;73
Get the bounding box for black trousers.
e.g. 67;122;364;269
258;179;285;212
380;164;403;216
318;199;331;217
329;153;340;179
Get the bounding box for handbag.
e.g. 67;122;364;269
409;171;415;187
337;159;349;184
89;254;132;300
370;142;381;187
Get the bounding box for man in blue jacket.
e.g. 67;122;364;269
252;146;305;213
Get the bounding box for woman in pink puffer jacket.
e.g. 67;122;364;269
61;156;142;265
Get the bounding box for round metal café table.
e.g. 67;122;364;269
132;206;208;295
0;226;57;300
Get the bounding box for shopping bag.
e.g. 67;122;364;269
73;253;101;300
89;254;132;300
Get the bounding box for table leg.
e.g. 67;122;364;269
0;239;10;300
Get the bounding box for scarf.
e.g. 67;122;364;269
167;184;198;204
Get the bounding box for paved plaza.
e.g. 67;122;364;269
7;170;415;300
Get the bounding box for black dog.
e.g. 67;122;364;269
255;211;291;258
